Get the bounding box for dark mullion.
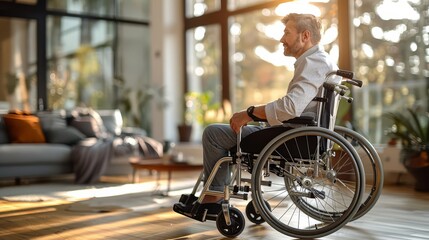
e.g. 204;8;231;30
183;0;188;94
36;0;47;111
0;2;38;18
184;11;222;29
220;0;229;101
46;9;149;26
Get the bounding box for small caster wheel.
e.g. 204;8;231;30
245;200;271;224
216;207;245;238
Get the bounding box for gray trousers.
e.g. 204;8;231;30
202;123;262;191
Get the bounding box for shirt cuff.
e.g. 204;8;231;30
265;102;282;126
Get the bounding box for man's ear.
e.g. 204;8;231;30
302;30;311;42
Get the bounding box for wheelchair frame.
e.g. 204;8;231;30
173;70;384;238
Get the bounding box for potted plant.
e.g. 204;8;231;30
178;91;227;142
386;108;429;191
116;77;168;136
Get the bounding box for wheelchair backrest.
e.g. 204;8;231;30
316;87;340;130
315;77;341;130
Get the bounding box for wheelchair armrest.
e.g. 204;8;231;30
282;116;317;126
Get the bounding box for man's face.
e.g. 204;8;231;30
280;21;304;58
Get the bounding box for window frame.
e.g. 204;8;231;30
0;0;150;111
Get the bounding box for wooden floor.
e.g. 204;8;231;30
1;173;429;240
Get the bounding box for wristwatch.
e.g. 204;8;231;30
246;106;265;122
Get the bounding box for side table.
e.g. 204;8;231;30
129;155;203;195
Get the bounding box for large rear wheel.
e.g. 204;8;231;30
251;127;364;239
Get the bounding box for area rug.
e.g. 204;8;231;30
0;178;197;213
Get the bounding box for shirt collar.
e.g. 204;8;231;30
294;45;321;67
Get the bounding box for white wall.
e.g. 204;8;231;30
150;0;184;143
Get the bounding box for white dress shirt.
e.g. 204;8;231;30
265;45;339;126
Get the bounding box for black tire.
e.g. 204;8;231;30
245;200;271;224
334;126;384;221
216;207;245;238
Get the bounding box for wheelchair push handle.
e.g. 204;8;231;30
338;70;363;88
336;69;354;79
344;78;363;88
335;70;363;87
326;70;363;88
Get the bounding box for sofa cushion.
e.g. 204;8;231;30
44;126;86;146
70;108;108;138
2;111;46;143
98;109;123;136
70;116;102;138
0;144;71;165
37;111;67;131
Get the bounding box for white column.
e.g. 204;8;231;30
150;0;184;143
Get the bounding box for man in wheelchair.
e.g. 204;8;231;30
203;13;339;204
174;13;376;239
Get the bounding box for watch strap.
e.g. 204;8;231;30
246;106;265;122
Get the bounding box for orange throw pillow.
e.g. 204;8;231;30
3;111;46;143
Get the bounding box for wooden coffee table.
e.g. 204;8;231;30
129;155;203;195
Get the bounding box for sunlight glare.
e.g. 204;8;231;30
321;25;338;45
230;23;241;36
328;44;339;63
194;27;206;41
385;56;395;67
261;21;285;40
362;43;374;58
275;2;321;17
254;45;295;70
57;182;162;199
371;26;384;40
193;2;207;17
376;0;420;21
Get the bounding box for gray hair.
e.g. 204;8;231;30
281;13;322;44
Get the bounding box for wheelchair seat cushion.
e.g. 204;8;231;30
232;125;318;161
239;125;293;154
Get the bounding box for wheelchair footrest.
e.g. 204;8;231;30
178;194;198;205
173;194;222;222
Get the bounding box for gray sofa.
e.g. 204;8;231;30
0;109;145;183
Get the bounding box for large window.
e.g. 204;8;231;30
46;15;151;127
230;1;339;111
47;16;115;110
185;0;429;145
352;0;429;144
186;25;222;105
46;0;151;130
0;0;151;131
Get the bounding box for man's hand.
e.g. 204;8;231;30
229;110;252;133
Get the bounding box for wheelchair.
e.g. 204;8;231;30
173;70;384;238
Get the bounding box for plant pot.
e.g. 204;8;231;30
402;150;429;192
405;165;429;192
178;124;192;142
